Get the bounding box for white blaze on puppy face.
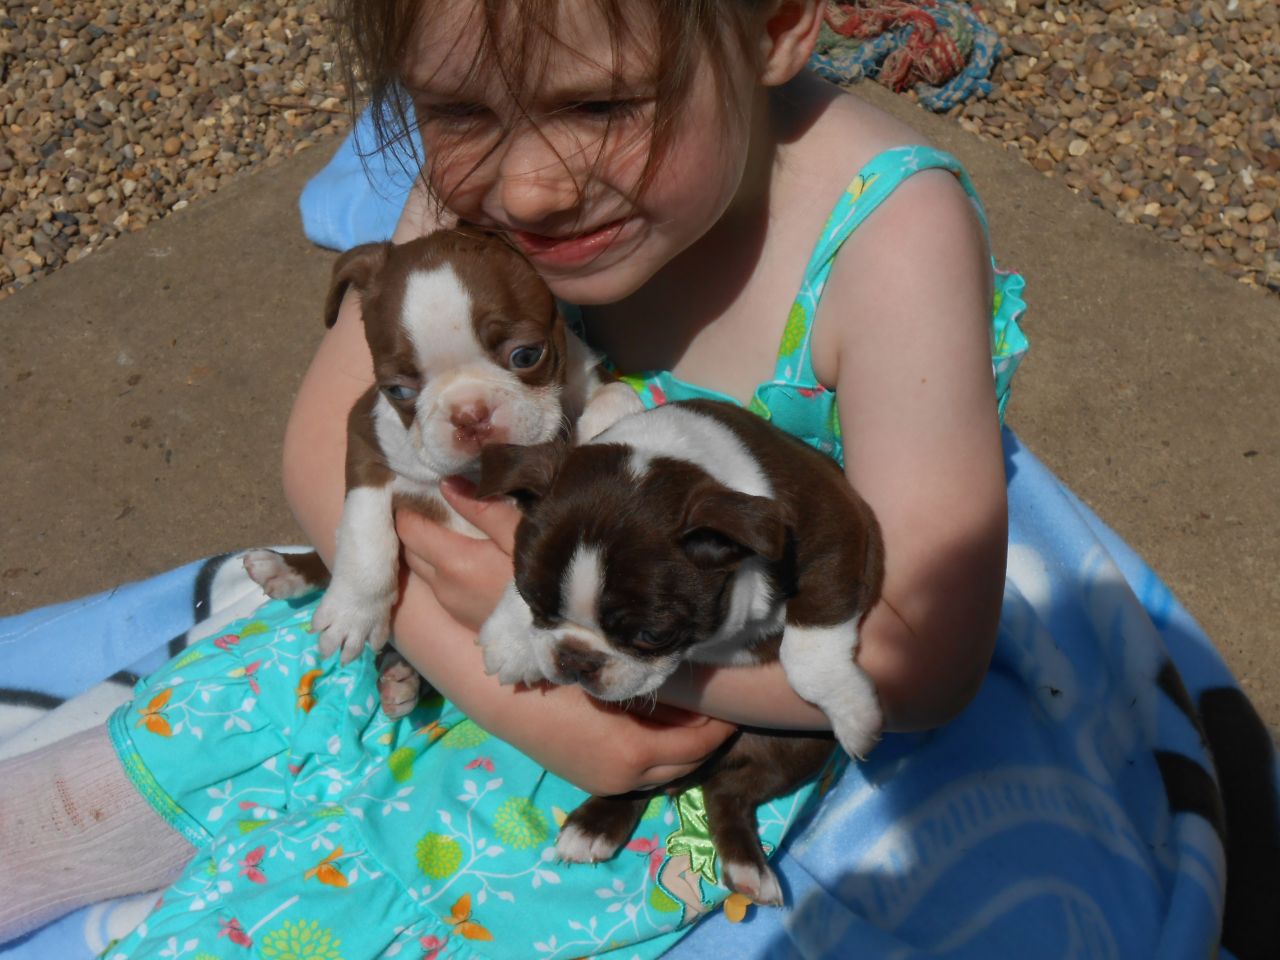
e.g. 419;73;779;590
545;541;684;700
380;264;564;477
561;543;604;632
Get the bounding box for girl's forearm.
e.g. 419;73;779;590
659;660;830;731
386;574;543;732
660;594;993;734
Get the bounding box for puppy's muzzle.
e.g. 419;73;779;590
555;640;607;686
450;402;504;445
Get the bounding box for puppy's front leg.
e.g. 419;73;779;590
311;484;399;664
778;620;882;760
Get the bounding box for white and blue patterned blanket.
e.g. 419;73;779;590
3;430;1275;959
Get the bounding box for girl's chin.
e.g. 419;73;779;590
542;263;651;305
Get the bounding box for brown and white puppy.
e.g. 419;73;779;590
244;229;640;710
475;398;885;904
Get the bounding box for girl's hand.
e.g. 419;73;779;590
395;476;519;632
505;685;739;796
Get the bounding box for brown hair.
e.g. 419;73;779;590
331;0;770;214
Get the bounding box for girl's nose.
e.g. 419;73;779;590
493;127;581;228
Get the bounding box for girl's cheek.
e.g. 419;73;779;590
423;144;493;213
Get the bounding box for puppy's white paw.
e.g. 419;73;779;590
575;381;645;444
477;588;548;686
832;715;882;762
478;636;547;687
377;654;422;719
555;824;623;864
311;590;391;665
243;550;312;600
722;860;784;907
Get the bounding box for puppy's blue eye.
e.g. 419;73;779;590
509;345;545;370
383;384;419;402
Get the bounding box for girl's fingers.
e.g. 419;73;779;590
440;476;520;554
638;715;737;788
398;538;437;584
395;508;472;563
630;702;717;728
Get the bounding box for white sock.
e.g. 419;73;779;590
0;725;197;944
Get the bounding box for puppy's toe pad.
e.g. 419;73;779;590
722;860;783;907
555;824;621;864
243;550;309;599
378;670;421;718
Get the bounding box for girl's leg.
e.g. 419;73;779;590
0;725;196;943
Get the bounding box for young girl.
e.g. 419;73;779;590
1;1;1248;957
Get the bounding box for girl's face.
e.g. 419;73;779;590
403;0;760;305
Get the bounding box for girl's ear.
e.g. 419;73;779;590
756;0;826;87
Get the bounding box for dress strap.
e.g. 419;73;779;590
774;145;992;387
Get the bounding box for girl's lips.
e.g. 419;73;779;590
509;218;630;268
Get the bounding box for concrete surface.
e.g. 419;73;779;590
1;143;335;607
1;87;1276;730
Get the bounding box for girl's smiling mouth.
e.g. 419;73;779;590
508;218;632;268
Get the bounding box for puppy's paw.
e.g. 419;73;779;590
832;717;882;762
243;550;313;599
487;647;548;688
828;689;883;760
575;381;645;444
555;823;624;864
722;859;784;907
477;626;547;686
311;590;391;665
377;652;422;719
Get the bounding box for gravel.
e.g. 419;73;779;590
0;1;350;298
957;0;1280;294
1;0;1277;299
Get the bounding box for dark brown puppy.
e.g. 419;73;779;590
476;398;884;904
244;229;640;712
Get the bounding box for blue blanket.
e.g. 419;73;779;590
3;431;1275;958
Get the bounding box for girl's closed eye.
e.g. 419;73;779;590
560;98;650;121
417;101;491;126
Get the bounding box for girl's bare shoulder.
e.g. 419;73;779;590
775;78;936;198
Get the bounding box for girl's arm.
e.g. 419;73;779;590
661;170;1008;733
282;185;736;796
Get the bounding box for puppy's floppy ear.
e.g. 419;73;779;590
680;488;791;567
477;441;564;510
324;242;391;328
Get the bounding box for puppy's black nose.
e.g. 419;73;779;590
556;642;605;683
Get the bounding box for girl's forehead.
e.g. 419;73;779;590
404;0;655;99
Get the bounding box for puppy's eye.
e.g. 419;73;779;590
632;630;678;653
508;344;545;370
382;383;420;402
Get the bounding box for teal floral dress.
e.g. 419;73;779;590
103;145;1026;960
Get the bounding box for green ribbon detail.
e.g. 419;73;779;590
664;788;720;887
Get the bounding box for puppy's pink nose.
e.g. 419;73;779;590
450;403;493;443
